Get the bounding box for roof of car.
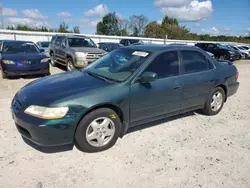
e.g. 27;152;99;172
123;44;199;52
98;42;120;44
0;40;33;43
54;34;88;38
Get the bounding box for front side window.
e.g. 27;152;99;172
2;41;39;54
143;51;179;79
55;37;62;46
68;38;96;48
181;50;210;74
86;48;150;82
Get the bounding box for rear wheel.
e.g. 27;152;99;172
75;108;121;153
201;87;225;116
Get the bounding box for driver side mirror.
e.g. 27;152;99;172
39;49;45;53
138;72;157;83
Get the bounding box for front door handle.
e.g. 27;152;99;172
173;85;181;90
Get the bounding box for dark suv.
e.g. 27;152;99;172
120;39;144;46
195;43;240;61
49;35;106;70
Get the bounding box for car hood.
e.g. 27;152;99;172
16;70;113;106
1;53;47;61
71;47;105;53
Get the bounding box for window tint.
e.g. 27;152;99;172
207;44;217;50
55;37;62;46
181;50;209;73
144;51;179;79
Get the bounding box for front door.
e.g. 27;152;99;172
130;50;182;123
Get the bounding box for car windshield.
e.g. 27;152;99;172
40;42;49;48
238;46;246;50
85;48;150;82
217;44;230;50
68;37;96;48
107;43;120;51
2;41;39;54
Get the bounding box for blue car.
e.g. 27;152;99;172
0;40;50;78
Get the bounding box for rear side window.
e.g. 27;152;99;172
144;51;179;79
181;50;211;74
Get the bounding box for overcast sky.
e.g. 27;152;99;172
2;0;250;36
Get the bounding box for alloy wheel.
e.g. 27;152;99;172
210;91;223;111
85;117;115;147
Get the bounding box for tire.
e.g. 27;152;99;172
50;53;56;67
75;108;122;153
201;87;225;116
66;58;75;71
218;55;226;60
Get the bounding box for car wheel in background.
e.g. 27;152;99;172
218;55;227;60
50;53;56;67
201;87;225;116
66;58;75;71
75;108;122;153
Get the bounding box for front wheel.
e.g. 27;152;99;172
66;58;75;71
50;53;56;67
75;108;121;153
201;87;225;116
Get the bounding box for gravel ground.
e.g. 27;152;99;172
0;61;250;188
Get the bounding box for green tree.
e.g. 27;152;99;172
58;22;70;33
162;15;178;26
96;13;120;35
144;21;165;38
73;26;80;34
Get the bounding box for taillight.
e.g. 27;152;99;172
236;70;239;81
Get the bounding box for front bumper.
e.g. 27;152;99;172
11;96;78;146
2;62;50;76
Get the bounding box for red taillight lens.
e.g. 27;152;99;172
236;70;239;80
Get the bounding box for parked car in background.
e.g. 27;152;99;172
0;40;50;78
49;35;106;71
98;42;122;52
120;39;144;46
195;43;240;61
229;45;249;59
12;44;239;152
36;41;50;56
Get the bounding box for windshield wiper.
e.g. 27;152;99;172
85;71;117;83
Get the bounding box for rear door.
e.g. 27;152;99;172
130;50;182;123
180;50;216;109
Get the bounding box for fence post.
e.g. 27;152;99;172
14;32;16;40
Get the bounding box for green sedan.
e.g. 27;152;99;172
11;44;239;152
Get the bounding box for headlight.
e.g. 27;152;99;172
75;52;87;58
24;105;69;119
41;58;50;63
229;51;235;55
2;60;15;64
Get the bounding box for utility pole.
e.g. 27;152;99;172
0;2;4;29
